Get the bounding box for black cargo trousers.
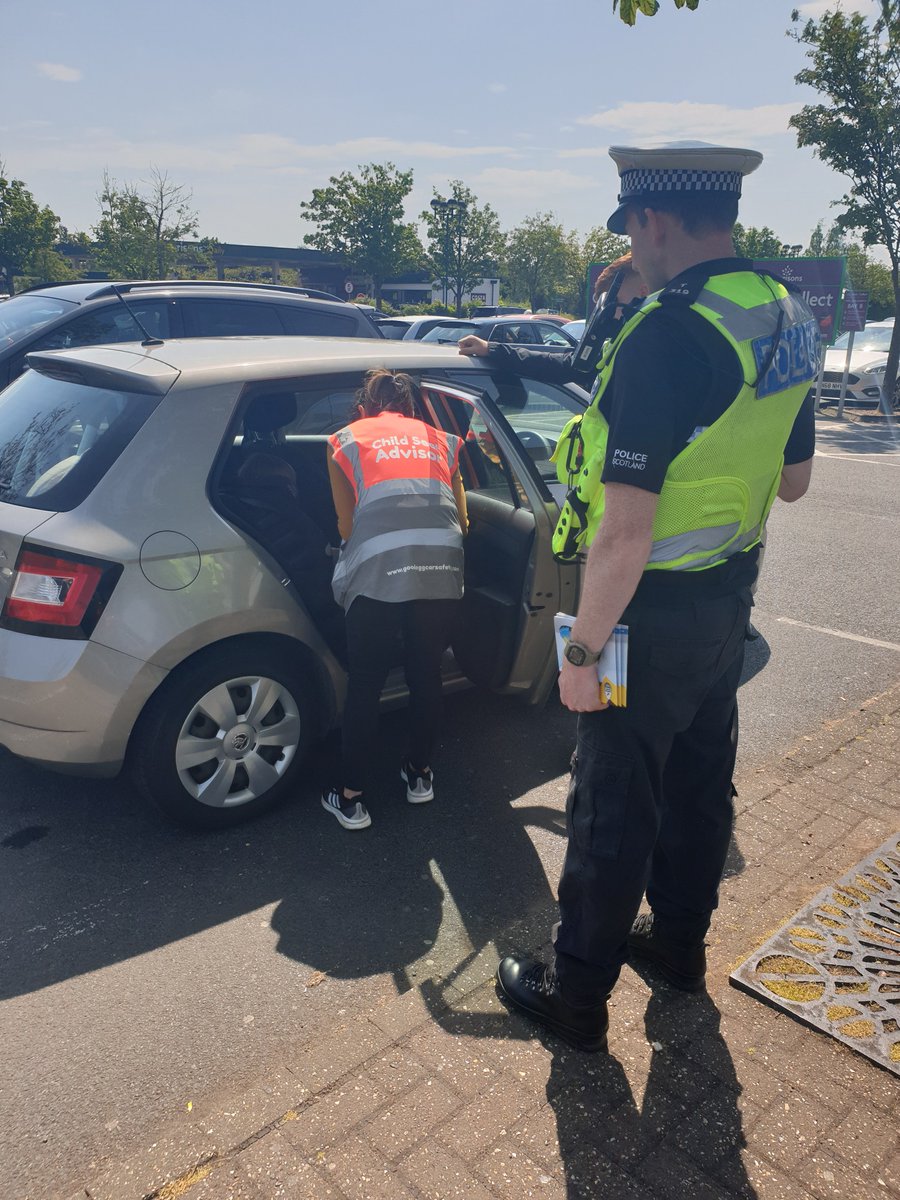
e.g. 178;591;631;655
553;584;752;1002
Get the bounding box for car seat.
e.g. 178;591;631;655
233;392;339;544
222;395;346;659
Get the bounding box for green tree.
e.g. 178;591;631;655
581;227;629;270
807;220;895;318
503;213;570;312
222;265;299;286
0;164;64;293
732;224;789;259
561;227;630;315
806;219;845;258
790;3;900;403
300;162;422;310
93;167;199;280
613;0;699;26
421;182;502;316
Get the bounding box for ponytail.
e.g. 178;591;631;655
356;368;420;420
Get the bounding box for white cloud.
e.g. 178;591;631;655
572;101;798;145
10;130;517;175
467;166;596;200
488;82;507;94
36;61;82;83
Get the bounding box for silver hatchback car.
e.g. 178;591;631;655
0;337;585;828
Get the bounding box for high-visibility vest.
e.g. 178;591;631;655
551;269;820;570
329;412;464;608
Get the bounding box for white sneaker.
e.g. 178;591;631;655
401;761;434;804
321;787;371;829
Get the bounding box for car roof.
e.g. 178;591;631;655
27;336;484;390
21;280;357;309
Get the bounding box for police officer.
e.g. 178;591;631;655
495;143;818;1052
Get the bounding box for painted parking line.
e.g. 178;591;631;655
760;613;900;653
815;450;900;466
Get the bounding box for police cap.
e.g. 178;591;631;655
606;141;763;234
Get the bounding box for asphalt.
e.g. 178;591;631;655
60;681;900;1200
2;408;899;1198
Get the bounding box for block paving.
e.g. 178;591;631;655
71;684;900;1200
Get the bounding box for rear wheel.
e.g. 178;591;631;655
131;643;315;829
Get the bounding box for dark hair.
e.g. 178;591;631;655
357;368;420;419
631;192;739;236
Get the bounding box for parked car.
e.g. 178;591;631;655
819;320;897;407
376;315;477;342
469;305;527;317
464;316;578;350
562;319;585;341
0;280;383;391
528;313;571;326
0;337;585;829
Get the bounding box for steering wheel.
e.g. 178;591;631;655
516;429;557;459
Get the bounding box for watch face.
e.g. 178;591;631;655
565;642;587;667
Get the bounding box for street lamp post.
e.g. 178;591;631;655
431;198;452;310
451;199;467;316
431;197;468;315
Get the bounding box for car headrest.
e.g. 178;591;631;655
244;393;297;434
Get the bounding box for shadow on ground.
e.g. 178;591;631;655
0;687;574;1002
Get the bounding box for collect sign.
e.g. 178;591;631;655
753;257;847;345
841;290;869;333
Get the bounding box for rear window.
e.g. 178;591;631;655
277;306;360;337
0;294;77;348
181;299;283;336
376;321;411;340
0;370;162;511
420;322;477;344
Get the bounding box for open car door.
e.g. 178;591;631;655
419;379;580;704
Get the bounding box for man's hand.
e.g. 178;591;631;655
458;335;491;357
558;659;610;712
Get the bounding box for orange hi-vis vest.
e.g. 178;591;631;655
328;412;464;609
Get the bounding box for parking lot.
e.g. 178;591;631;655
2;413;899;1197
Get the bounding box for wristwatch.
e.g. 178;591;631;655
563;639;602;667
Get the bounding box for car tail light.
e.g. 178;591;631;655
1;547;122;639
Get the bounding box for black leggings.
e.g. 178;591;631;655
341;595;459;795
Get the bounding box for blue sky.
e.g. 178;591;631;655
0;0;881;251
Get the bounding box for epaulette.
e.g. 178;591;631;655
658;270;713;307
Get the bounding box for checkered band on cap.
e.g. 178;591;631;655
619;167;743;199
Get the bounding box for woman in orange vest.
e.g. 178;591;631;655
323;368;468;830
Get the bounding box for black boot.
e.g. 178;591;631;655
627;913;706;992
496;955;608;1053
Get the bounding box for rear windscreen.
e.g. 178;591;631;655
0;294;77;348
0;369;163;511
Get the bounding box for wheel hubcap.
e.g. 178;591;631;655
174;674;302;809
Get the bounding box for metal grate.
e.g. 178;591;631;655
730;834;900;1075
